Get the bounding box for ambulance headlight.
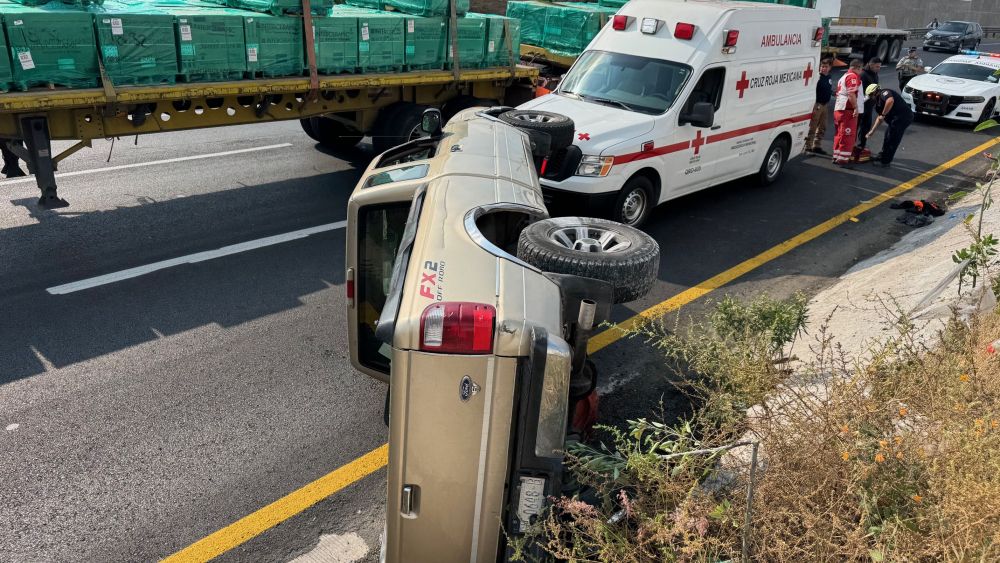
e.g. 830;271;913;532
576;155;614;177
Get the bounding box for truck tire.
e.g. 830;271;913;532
888;38;903;62
300;118;319;141
517;217;659;304
875;38;890;62
312;117;363;151
372;102;429;154
442;95;498;123
758;137;788;186
499;110;575;151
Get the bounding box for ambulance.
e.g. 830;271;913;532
518;0;824;227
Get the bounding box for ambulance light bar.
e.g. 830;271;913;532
723;29;739;53
612;14;629;31
640;17;659;34
813;26;825;45
675;22;695;40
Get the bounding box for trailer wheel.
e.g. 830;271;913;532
874;38;890;62
372;102;429;154
300;118;319;141
499;110;575;151
758;137;788;187
887;39;903;62
517;216;660;304
312;117;363;151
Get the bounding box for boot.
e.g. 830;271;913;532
1;164;26;178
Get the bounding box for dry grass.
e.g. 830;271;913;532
518;298;1000;562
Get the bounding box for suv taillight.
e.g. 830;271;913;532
420;302;496;354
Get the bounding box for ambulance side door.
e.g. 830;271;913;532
664;65;729;196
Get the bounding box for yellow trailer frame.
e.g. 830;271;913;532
0;65;538;207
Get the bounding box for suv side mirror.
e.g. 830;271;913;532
420;108;443;138
680;101;715;128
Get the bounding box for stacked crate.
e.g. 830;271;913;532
93;1;179;86
243;12;304;77
332;5;405;73
506;0;606;57
0;13;13;91
0;0;100;90
447;13;486;68
467;12;519;67
312;13;360;74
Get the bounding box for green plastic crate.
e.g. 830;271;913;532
311;15;358;74
244;12;304;77
164;7;247;81
0;1;100;90
467;12;519;68
0;16;12;91
447;14;485;69
9;0;103;6
382;13;445;70
505;1;545;48
334;6;404;73
92;5;178;86
226;0;333;16
596;0;625;8
345;0;468;18
506;1;605;57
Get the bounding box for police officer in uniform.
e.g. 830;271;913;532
865;84;914;168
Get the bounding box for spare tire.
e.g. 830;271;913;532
517;217;659;304
499;110;575;151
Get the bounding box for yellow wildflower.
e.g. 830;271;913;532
875;453;886;463
840;424;850;435
899;407;908;417
894;436;903;445
975;419;985;428
912;494;923;503
896;451;904;461
841;451;851;461
992;420;999;429
960;373;970;383
879;440;888;449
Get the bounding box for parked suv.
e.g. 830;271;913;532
345;107;660;562
924;21;983;53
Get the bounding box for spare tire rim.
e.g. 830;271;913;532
551;226;633;253
512;112;557;124
621;188;647;225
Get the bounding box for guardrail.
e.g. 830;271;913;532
906;27;1000;40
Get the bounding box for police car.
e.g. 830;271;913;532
901;51;1000;124
517;0;822;227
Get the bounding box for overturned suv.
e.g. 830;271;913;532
345;106;659;562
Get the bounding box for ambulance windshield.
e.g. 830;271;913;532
558;50;692;115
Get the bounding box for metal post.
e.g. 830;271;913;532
742;442;760;563
20;116;67;209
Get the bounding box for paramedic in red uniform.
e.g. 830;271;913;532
832;59;863;166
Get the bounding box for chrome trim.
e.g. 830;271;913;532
463;203;547;272
534;328;571;459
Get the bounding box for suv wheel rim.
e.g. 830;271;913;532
513;112;555;124
767;147;783;179
620;188;646;224
551;226;633;253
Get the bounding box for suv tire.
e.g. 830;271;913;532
499;110;575;151
517;217;659;304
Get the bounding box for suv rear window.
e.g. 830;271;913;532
357;203;411;373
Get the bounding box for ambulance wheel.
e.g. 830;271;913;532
758;137;789;186
300;118;319;141
517;216;660;304
372;102;429;154
499;110;575;151
611;175;654;227
312;117;363;151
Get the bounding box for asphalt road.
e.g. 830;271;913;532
1;44;996;562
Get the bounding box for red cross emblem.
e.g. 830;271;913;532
736;71;750;99
803;62;814;86
578;132;590;141
692;130;705;155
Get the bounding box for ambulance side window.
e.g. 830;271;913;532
681;68;726;115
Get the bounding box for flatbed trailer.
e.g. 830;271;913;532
0;65;537;207
824;16;909;63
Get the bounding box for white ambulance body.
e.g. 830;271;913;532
519;0;823;226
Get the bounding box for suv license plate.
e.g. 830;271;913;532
516;476;546;533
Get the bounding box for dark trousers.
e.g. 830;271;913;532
1;145;16;167
881;115;913;164
856;106;874;150
899;75;915;91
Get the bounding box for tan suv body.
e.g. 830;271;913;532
346;108;658;562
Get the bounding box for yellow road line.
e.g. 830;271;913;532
161;444;388;563
162;136;1000;562
587;136;1000;354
